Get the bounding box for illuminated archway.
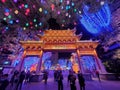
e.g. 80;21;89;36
19;30;106;74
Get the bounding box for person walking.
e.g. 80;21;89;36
0;74;9;90
43;70;48;84
96;70;100;82
68;71;77;90
25;71;31;83
16;71;26;90
78;71;85;90
54;70;57;81
57;71;63;90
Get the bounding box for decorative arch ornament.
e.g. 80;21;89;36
80;3;111;34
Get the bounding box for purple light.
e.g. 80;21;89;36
16;19;19;23
13;0;18;3
19;6;22;9
57;11;60;15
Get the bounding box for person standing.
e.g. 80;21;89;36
78;71;85;90
43;70;48;84
96;70;100;82
54;70;57;81
0;74;9;90
25;71;31;83
68;71;76;90
57;71;63;90
16;71;26;90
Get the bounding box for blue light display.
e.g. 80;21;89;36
81;55;96;73
80;3;111;34
24;56;39;70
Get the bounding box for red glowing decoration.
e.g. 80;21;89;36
1;0;6;3
21;4;24;8
4;12;9;16
51;4;55;11
30;22;33;25
26;8;30;13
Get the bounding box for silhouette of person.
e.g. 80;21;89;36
0;74;9;90
10;70;19;87
54;70;57;81
96;70;100;82
16;71;26;90
78;71;85;90
43;70;48;84
68;70;76;90
57;70;63;90
25;71;31;83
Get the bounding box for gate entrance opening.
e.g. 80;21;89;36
19;30;106;74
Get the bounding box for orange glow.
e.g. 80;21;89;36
20;30;99;73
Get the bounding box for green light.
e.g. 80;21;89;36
74;9;77;12
26;23;29;26
8;15;12;19
3;18;7;20
33;19;37;22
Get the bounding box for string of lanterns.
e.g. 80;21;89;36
0;0;109;33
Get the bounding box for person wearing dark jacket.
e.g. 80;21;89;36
57;71;63;90
0;74;9;90
16;71;25;90
68;71;76;90
43;70;48;84
78;71;85;90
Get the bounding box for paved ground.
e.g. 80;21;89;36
7;71;120;90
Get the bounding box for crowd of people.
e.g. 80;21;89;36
0;70;32;90
0;69;100;90
54;70;85;90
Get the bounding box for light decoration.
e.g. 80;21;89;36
0;0;109;31
4;12;9;16
33;5;36;8
72;2;75;6
33;19;37;22
21;4;24;8
5;27;9;30
23;27;26;30
16;19;19;23
13;0;18;3
14;10;19;14
51;4;55;11
25;8;30;15
9;20;13;24
3;17;7;20
25;23;29;27
24;56;39;71
57;11;60;15
80;3;111;34
35;24;38;27
100;1;105;5
1;0;6;3
60;0;63;3
39;22;42;26
39;8;43;12
4;8;10;16
8;15;12;19
67;0;70;5
5;8;9;12
24;4;28;8
30;22;33;25
44;10;48;14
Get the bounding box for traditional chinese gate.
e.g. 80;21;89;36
19;30;106;74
